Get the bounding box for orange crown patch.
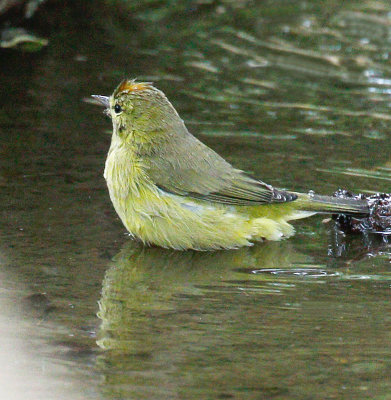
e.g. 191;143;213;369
117;79;151;93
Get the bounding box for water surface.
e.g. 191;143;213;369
1;1;391;399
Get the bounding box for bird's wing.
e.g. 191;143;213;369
144;131;296;206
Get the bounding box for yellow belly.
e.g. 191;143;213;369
104;146;301;250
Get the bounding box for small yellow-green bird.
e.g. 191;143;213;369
93;79;369;251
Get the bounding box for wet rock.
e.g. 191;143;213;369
333;189;391;235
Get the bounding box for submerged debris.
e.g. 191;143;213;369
333;189;391;235
0;27;48;51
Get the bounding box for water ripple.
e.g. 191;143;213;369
248;267;340;279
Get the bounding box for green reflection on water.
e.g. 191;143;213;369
2;0;391;399
96;241;391;400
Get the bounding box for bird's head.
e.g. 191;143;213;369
92;79;185;148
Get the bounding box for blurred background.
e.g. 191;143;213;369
2;1;391;399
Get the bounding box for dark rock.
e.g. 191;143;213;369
333;189;391;235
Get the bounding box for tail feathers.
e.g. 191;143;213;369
293;192;369;215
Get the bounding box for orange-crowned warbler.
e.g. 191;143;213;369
92;80;369;250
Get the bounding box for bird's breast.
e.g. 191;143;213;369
104;146;152;200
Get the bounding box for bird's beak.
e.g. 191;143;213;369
91;95;110;108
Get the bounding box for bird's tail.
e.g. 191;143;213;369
293;192;369;215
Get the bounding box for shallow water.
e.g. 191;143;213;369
2;0;391;399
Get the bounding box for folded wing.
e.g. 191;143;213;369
144;128;297;206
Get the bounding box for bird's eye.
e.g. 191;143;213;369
114;104;122;114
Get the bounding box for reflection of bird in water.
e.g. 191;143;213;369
98;239;390;399
96;240;310;398
96;240;307;352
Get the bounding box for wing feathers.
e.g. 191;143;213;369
145;127;296;206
